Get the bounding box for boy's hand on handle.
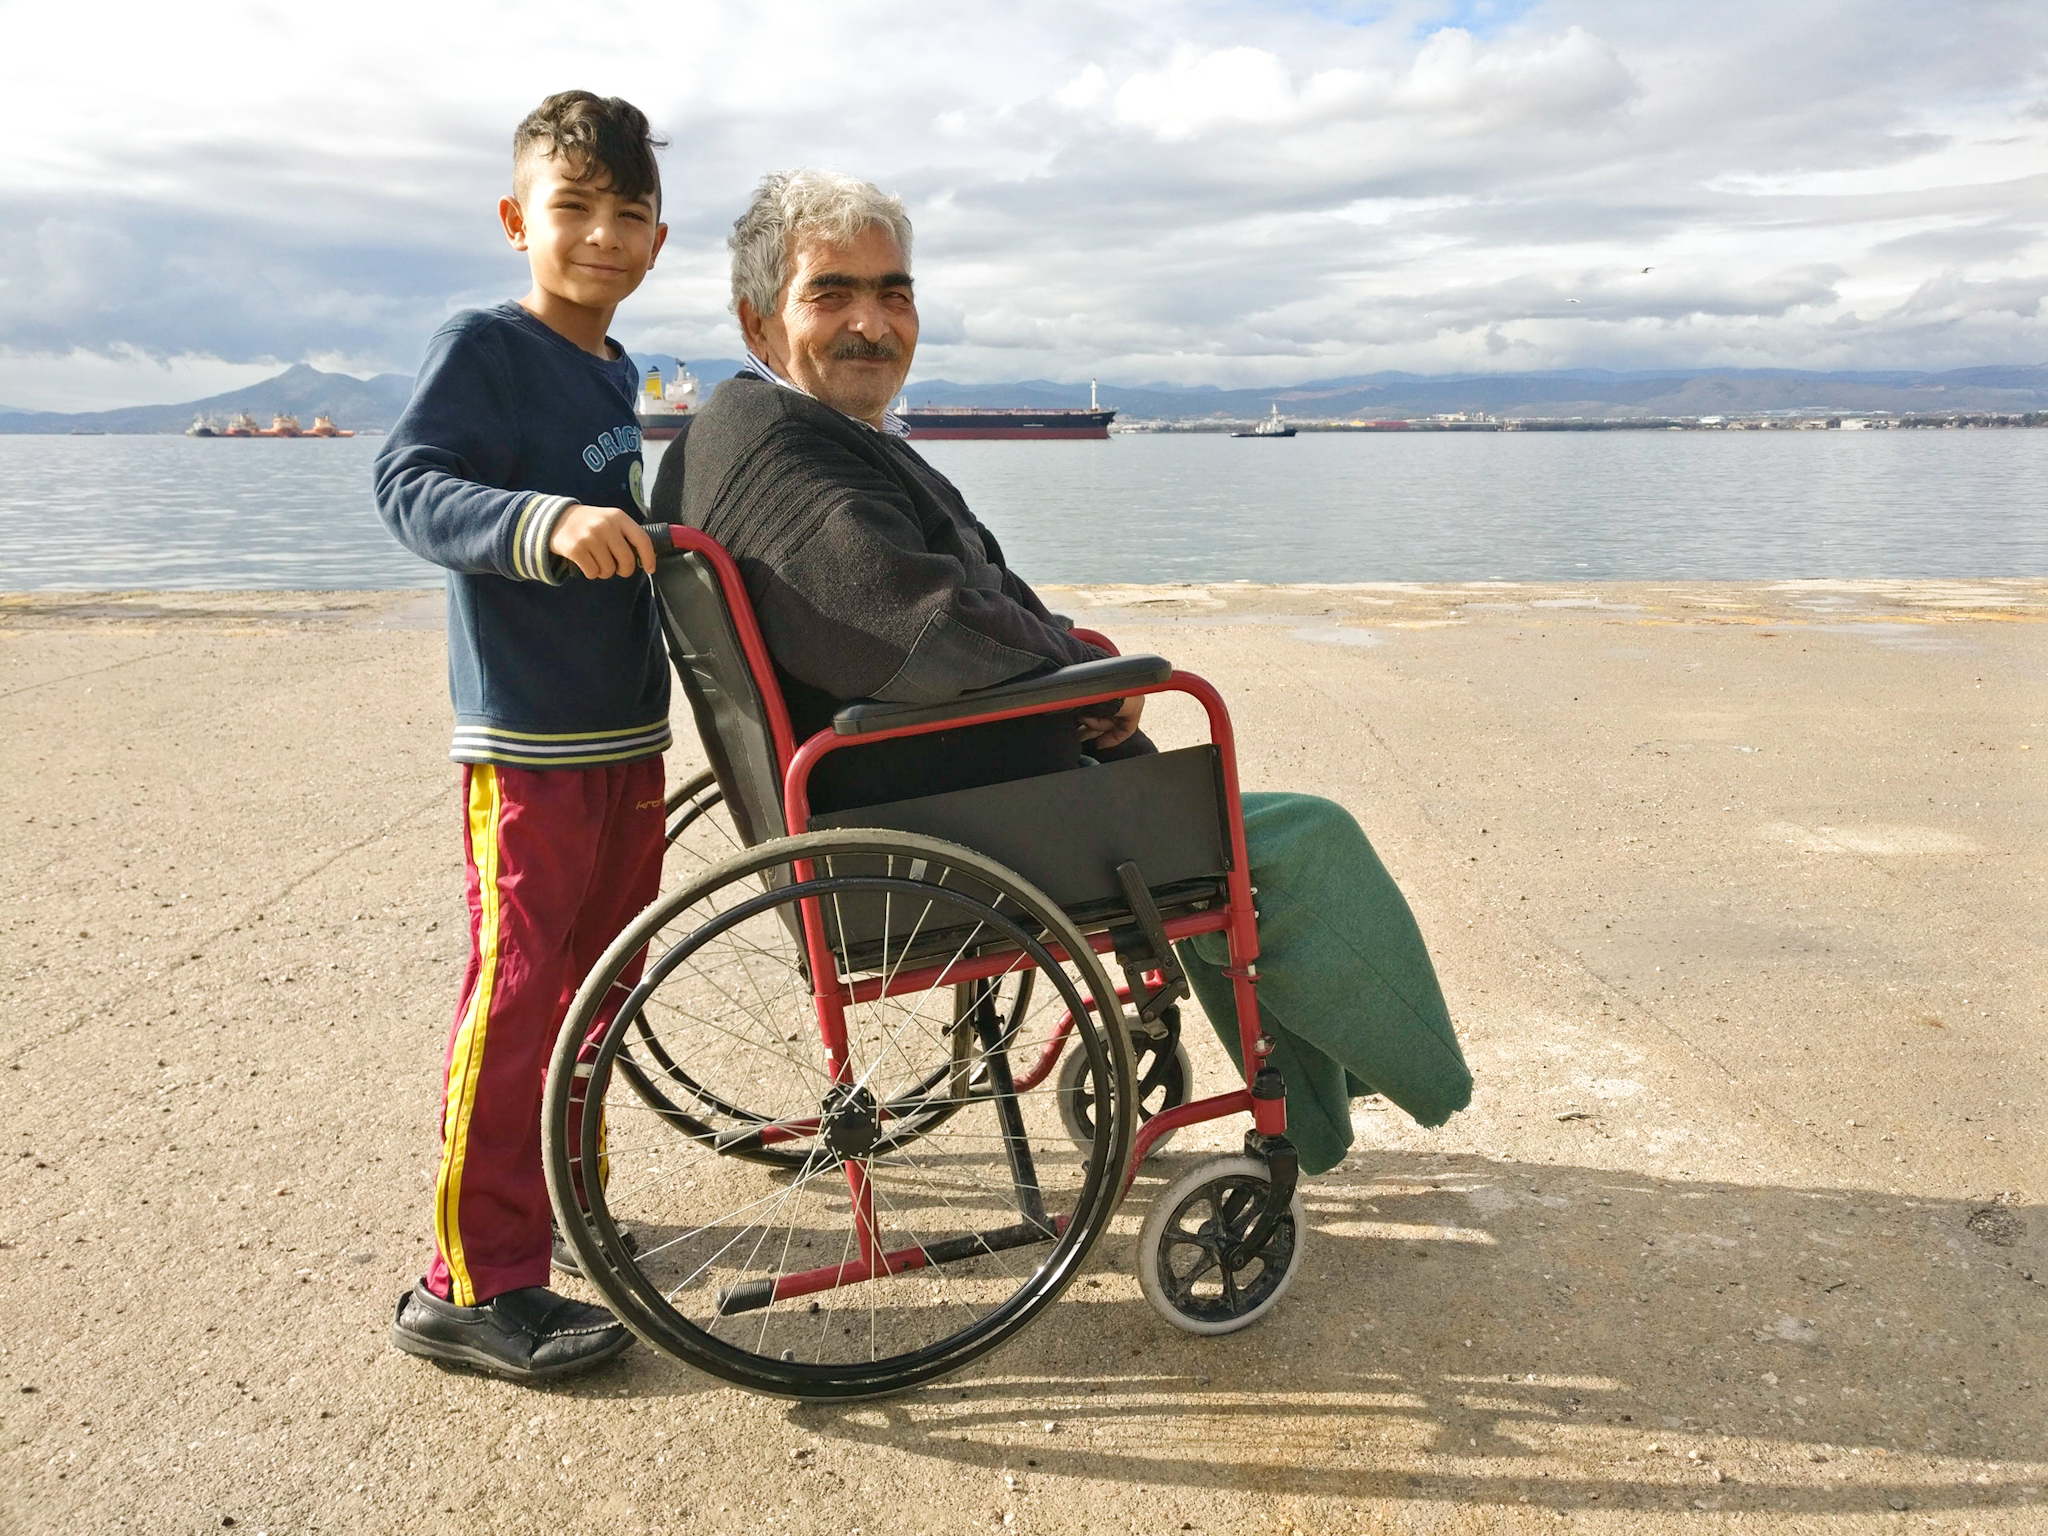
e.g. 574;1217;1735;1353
549;505;657;579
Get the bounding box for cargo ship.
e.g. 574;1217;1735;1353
635;362;699;440
895;379;1115;440
190;411;353;436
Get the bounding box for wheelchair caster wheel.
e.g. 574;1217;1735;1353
1057;1033;1191;1155
1138;1153;1305;1335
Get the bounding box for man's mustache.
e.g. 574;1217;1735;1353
831;337;902;362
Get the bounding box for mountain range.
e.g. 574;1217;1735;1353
0;363;417;435
6;359;2046;434
892;363;2048;421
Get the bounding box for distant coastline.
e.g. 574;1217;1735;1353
1123;411;2048;433
5;358;2046;435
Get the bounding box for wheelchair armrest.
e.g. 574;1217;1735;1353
830;654;1173;736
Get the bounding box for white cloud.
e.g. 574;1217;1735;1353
1893;269;2048;320
1114;46;1304;139
0;348;289;415
1052;64;1108;111
1107;27;1632;143
1394;25;1633;122
2;0;2046;408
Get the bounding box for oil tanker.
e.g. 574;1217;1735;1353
895;380;1115;440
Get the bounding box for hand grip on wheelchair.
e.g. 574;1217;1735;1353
548;517;673;581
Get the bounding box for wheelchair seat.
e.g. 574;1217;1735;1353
649;522;1234;941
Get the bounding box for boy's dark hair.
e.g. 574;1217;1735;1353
513;91;665;211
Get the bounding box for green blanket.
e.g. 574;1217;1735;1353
1177;793;1470;1175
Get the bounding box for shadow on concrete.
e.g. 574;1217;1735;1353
782;1152;2043;1517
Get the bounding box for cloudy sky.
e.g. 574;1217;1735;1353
5;0;2047;410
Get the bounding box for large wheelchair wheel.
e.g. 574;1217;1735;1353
663;768;743;884
645;774;1036;1166
543;829;1135;1399
639;768;791;1158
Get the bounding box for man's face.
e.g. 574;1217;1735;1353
744;223;917;427
501;154;666;315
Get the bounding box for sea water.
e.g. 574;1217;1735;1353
0;428;2042;590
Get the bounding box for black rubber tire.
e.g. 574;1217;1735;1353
1137;1153;1305;1336
543;828;1134;1399
662;768;743;880
1057;1031;1192;1156
663;767;718;822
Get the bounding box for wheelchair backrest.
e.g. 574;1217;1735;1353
652;547;788;849
646;419;790;853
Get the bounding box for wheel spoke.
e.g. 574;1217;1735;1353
546;833;1132;1394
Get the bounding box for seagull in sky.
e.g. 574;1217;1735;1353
1642;266;1653;273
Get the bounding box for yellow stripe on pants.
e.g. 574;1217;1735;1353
435;764;504;1306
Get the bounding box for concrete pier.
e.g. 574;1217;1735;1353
3;578;2043;1533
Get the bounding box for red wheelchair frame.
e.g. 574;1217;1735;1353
646;521;1292;1313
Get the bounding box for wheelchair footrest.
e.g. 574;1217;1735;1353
714;1214;1067;1315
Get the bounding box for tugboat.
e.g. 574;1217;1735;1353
222;413;262;437
305;415;355;438
257;413;303;437
186;414;221;437
635;363;699;440
1233;405;1297;438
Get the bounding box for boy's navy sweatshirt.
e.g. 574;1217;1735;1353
374;302;670;769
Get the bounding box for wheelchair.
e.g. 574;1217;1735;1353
542;521;1306;1400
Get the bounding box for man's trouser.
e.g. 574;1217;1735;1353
425;757;665;1306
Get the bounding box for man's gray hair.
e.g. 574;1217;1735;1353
729;169;914;317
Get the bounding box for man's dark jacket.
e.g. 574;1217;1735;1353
651;374;1137;812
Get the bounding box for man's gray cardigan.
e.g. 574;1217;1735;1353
661;374;1116;810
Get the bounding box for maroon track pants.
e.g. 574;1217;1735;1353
425;757;665;1305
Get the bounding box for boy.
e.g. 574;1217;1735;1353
373;90;670;1381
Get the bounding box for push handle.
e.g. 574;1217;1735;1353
549;520;677;579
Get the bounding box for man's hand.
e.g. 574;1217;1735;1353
548;505;656;579
1076;694;1144;753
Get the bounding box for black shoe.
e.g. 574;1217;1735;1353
551;1221;639;1277
390;1282;633;1381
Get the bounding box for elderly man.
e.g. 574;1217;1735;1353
654;170;1471;1175
651;169;1148;814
